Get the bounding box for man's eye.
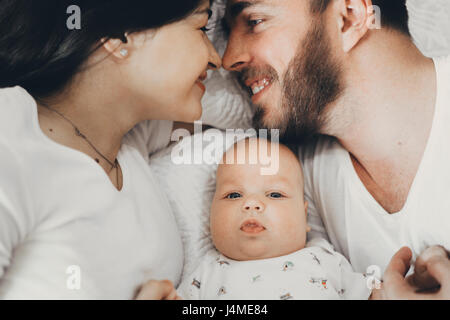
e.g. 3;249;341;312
226;192;242;199
268;192;283;199
248;19;263;28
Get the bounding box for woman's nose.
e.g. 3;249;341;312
207;40;222;71
242;197;265;213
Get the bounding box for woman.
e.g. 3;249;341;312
0;0;221;299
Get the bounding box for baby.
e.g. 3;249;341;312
173;137;371;300
137;137;448;300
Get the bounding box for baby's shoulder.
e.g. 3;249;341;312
193;249;234;271
287;239;342;268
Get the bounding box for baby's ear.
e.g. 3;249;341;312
304;201;312;232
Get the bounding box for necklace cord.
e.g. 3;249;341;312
37;100;120;188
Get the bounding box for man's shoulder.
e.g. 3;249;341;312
434;54;450;91
435;54;450;71
298;135;348;169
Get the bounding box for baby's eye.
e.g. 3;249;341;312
267;192;284;199
225;192;242;199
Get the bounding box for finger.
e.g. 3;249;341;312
384;247;413;281
159;280;176;299
383;247;413;299
164;288;179;300
426;255;450;289
137;280;175;300
415;246;448;274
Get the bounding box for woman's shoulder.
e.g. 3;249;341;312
122;120;174;159
0;86;37;141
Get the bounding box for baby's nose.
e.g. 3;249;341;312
242;197;265;213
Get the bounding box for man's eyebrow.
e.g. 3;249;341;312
225;0;263;24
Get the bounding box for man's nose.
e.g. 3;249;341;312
242;196;265;213
222;32;251;71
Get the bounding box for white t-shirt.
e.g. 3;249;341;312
177;238;371;300
300;55;450;275
0;86;183;299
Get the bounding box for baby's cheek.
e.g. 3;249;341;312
211;210;235;240
277;212;306;242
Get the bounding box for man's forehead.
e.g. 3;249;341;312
226;0;274;12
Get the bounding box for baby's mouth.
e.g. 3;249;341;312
240;219;266;234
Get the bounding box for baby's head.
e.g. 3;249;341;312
210;137;310;261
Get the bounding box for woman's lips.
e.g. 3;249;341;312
240;219;266;234
196;72;207;92
196;80;206;92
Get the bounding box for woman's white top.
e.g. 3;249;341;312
0;86;183;299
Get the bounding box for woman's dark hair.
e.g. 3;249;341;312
311;0;410;36
0;0;207;98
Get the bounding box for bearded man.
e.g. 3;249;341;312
222;0;450;299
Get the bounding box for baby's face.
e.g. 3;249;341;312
210;139;308;261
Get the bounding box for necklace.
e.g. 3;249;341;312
38;101;121;189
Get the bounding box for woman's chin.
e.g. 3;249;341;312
178;103;202;123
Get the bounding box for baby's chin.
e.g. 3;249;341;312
224;241;304;261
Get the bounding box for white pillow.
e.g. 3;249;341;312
149;129;254;280
200;0;254;130
407;0;450;57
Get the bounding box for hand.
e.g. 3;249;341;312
135;279;182;300
374;246;450;300
410;246;448;291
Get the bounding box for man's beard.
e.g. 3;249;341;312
248;19;343;144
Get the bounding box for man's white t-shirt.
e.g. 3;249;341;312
0;86;183;299
300;55;450;275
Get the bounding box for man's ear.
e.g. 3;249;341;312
336;0;373;53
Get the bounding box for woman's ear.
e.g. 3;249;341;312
336;0;373;53
101;34;130;59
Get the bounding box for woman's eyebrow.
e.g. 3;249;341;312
195;8;213;19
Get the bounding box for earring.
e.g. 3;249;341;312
120;48;128;57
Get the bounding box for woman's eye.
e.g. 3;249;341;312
268;192;283;199
201;26;211;33
226;192;242;199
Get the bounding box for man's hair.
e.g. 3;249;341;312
310;0;410;36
